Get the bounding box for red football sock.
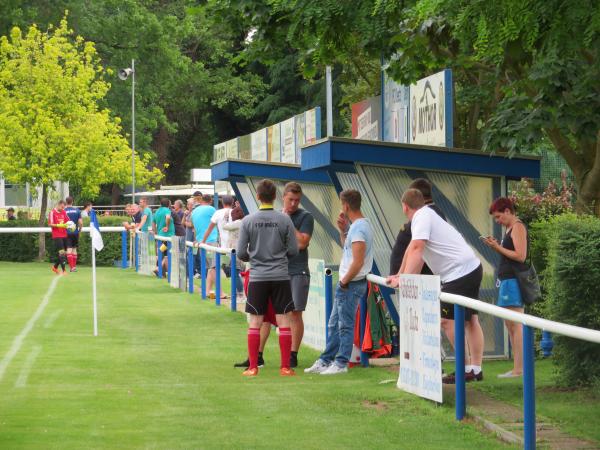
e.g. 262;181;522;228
73;254;78;268
279;327;292;369
248;328;260;369
67;254;74;270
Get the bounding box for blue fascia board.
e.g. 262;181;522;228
301;138;540;179
211;160;331;184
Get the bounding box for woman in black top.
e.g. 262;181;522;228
483;197;528;378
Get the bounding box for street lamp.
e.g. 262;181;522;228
119;59;136;203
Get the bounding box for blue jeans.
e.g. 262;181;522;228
319;280;367;368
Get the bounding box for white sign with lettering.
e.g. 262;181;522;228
410;69;452;147
302;259;327;352
397;275;442;403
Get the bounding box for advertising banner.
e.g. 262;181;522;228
281;117;296;164
267;124;281;162
303;259;327;352
351;96;381;141
383;73;410;144
397;275;442;403
238;134;251;160
295;113;306;164
305;107;320;144
225;138;238;159
409;69;453;147
251;128;267;161
213;142;226;162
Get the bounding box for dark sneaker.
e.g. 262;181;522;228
290;353;298;368
234;355;264;368
466;370;483;382
442;372;457;384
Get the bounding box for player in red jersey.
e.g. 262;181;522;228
49;200;70;274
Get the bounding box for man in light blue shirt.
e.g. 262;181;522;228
305;189;373;375
192;194;218;295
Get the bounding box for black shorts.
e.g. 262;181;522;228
246;280;294;316
53;238;67;253
440;264;482;321
66;234;79;249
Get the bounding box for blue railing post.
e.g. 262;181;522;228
187;246;194;294
134;234;139;272
157;244;163;279
215;252;221;306
325;269;333;343
523;325;536;450
200;247;207;299
540;331;554;358
359;286;369;367
454;304;466;420
230;251;237;312
121;230;128;269
167;241;172;283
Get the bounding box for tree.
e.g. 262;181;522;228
0;17;161;257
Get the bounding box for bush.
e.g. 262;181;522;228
0;215;127;266
543;214;600;387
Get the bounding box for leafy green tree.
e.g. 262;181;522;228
0;17;161;257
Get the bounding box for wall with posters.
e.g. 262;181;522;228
383;72;410;144
267;124;281;162
251;128;267;161
351;96;381;141
302;259;327;352
397;274;442;403
281;117;296;164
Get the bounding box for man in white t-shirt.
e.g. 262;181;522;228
202;195;234;247
305;189;374;375
387;188;485;383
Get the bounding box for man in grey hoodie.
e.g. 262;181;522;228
237;179;299;377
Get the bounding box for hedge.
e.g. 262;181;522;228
542;214;600;387
0;216;127;266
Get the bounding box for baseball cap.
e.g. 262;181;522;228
193;191;202;197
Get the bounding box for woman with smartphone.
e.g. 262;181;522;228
482;197;528;378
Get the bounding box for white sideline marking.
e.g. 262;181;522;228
15;346;42;388
43;309;62;328
0;276;60;383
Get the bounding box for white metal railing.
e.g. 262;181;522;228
0;226;126;233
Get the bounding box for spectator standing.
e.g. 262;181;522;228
387;189;485;383
237;179;298;376
6;207;16;220
80;201;92;218
483;197;527;378
123;203;142;231
202;195;235;248
137;197;153;233
153;198;175;275
192;194;218;295
48;200;70;275
305;189;373;375
172;200;186;237
64;196;83;272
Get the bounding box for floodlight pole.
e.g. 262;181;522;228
131;59;136;204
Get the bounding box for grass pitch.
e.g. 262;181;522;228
0;262;512;449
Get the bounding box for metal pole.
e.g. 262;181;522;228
167;241;172;283
200;248;207;299
325;268;333;343
134;234;139;272
359;287;369;367
454;304;466;420
157;245;163;279
523;325;536;450
131;59;136;203
215;252;221;306
187;247;194;294
230;252;237;312
326;66;333;137
91;241;98;337
121;230;128;269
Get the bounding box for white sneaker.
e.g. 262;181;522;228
304;359;330;374
497;370;522;378
320;363;348;375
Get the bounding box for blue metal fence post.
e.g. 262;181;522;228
134;234;139;272
200;247;207;299
540;331;554;358
121;230;128;269
523;325;536;450
359;286;369;367
167;241;172;283
324;268;333;343
454;304;466;420
230;251;237;312
187;246;194;294
215;252;221;306
157;244;163;279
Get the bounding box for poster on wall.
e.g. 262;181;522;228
225;138;238;159
303;259;326;352
305;107;321;144
397;274;442;403
251;128;267;161
267;124;281;162
383;73;410;144
213;142;226;162
281;117;295;164
238;134;251;160
295;113;306;164
351;96;381;141
409;69;453;147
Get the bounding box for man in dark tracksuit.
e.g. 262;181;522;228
237;179;298;377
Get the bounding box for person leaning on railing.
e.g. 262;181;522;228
482;197;527;378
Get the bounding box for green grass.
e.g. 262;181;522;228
0;263;515;449
461;359;600;443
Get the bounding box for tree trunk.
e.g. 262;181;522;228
574;131;600;216
153;126;170;174
37;184;48;261
111;184;122;205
